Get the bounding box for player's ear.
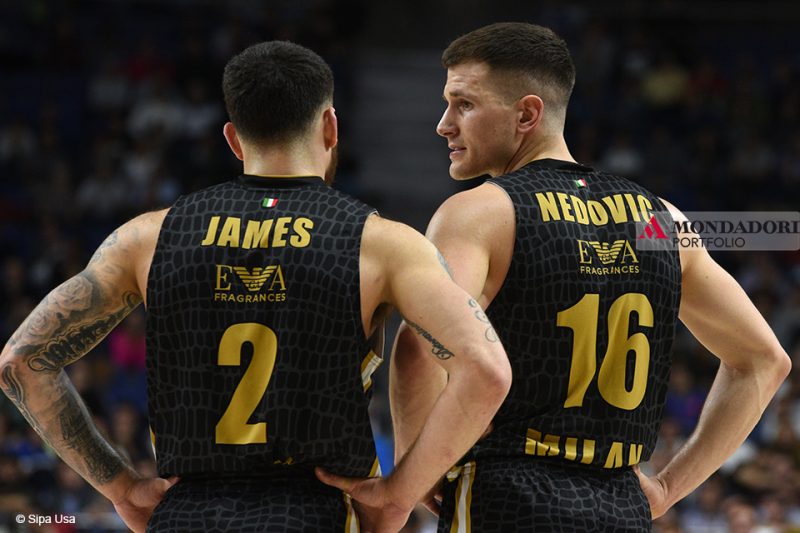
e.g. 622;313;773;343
517;95;544;135
322;106;338;150
223;122;244;161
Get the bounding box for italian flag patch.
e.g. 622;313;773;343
262;197;278;208
575;178;587;188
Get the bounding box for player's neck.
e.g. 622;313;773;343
500;134;575;176
242;146;325;178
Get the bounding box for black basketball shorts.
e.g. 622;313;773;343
148;477;359;532
438;458;651;532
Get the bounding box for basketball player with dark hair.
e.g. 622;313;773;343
0;41;511;532
387;22;790;531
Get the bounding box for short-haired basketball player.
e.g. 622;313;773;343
388;22;790;532
0;41;511;532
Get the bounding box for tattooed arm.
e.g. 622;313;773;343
0;210;173;532
317;216;511;530
386;186;513;518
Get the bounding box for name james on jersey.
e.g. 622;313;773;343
201;215;314;249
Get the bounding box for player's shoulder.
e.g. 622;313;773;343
106;208;170;258
656;197;701;275
363;214;439;270
428;183;513;239
122;208;170;236
363;214;425;250
437;182;509;214
132;207;170;225
86;209;171;291
658;197;688;224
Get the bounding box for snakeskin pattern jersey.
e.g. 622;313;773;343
438;458;652;533
470;158;681;470
148;477;356;533
146;175;378;480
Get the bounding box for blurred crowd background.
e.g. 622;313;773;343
1;0;799;531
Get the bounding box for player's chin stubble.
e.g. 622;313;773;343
450;160;476;181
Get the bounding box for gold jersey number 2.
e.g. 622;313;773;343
557;293;654;411
215;323;277;444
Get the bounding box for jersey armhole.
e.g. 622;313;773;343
144;206;175;312
483;181;520;314
353;209;380;354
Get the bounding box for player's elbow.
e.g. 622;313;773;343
0;343;21;371
768;346;792;387
484;360;512;406
744;343;793;394
725;337;791;386
0;346;25;394
460;346;512;405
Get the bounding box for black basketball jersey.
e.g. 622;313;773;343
470;159;681;470
146;174;379;479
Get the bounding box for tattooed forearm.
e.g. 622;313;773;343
405;319;454;360
0;223;142;497
468;298;499;342
57;376;126;483
1;365;127;486
8;271;140;371
1;365;44;436
436;250;454;280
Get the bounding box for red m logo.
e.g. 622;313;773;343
638;216;669;240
